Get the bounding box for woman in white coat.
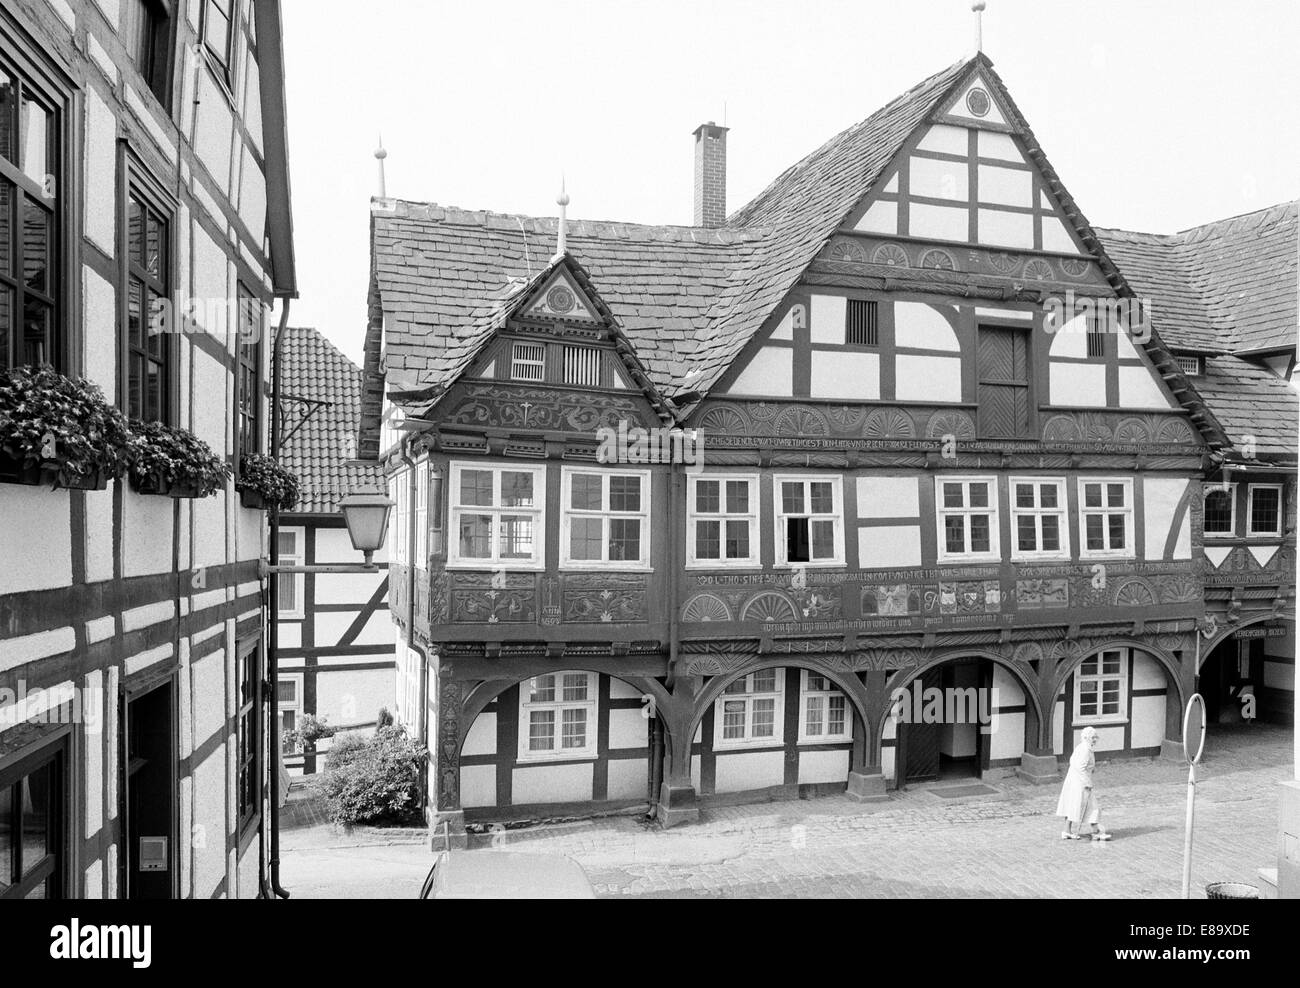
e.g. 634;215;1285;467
1056;726;1112;841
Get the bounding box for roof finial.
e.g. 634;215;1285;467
375;134;388;198
972;1;986;53
555;175;570;258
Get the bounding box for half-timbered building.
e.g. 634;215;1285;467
0;0;295;896
360;52;1295;833
275;325;393;776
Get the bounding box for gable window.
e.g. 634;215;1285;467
1075;649;1127;723
276;528;304;618
125;183;172;423
1176;354;1203;377
775;476;844;567
937;477;1000;562
448;463;545;569
798;672;851;744
510;341;545;382
1203;483;1237;538
1078;479;1134;558
714;669;784;749
122;0;174;106
1010;478;1068;560
845;299;878;346
687;474;759;568
0;54;62;371
1247;484;1284;537
0;741;66;899
201;0;235;88
235;286;262;459
236;639;261;831
561;468;650;569
562;344;601;387
1085;312;1107;358
518;672;597;762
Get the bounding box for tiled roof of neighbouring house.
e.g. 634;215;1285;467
276;325;386;514
1190;354;1298;458
1097;202;1299;355
366;55;974;406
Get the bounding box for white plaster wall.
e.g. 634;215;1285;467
857;476;920;519
609;678;643;700
1263;661;1294;691
460;765;496;809
910;156;968;201
83;669;104;834
1118;365;1174;409
0;488;71;593
882;746;895;782
810;294;846;344
315;528;364;563
512;762;593;804
191;349;231;452
714;750;784;794
1073;724;1124;753
608;708;649;750
1142;479;1188;561
916;124;968;155
910;202;968;242
894;302;960;351
1132;652;1166;691
1042;216;1082;254
315;668;393;727
895;355;962;402
858;526;922;569
83;487;115;584
992;664;1025;704
1048;314;1089;357
988;711;1025;761
237;145;266;241
1131;695;1166;749
725;345;793;396
192;71;235;191
192;749;228;897
312;566;383;606
977;165;1032;207
978;209;1034;249
191;650;227;744
122;491;175;578
810;350;880;400
976;130;1021;162
797;748;850;785
607;757;648;800
1053;698;1064;754
463;713;496;756
82;266;117;402
855;199;898;235
83;87;117;257
1049;363;1106;406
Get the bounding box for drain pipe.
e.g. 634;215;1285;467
268;298;292;899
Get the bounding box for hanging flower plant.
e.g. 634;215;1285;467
0;365;133;490
236;452;300;511
127;420;230;498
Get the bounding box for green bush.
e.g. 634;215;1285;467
315;726;427;827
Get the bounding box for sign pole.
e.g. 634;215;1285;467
1181;694;1207;899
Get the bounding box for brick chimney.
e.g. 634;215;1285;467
693;121;729;228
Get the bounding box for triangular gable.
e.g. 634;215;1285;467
933;68;1017;130
521;267;603;324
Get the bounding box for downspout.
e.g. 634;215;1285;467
398;433;428;808
268;300;291;898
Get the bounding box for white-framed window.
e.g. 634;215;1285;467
686;474;759;568
937;477;1000;562
773;475;845;567
1010;477;1069;560
560;467;651;569
714;669;785;749
1203;482;1237;538
517;672;597;762
414;462;429;569
1074;649;1128;723
448;463;546;569
278;674;304;754
1247;484;1284;537
562;345;601;386
1078;478;1135;558
798;672;851;744
276;528;305;619
388;470;410;565
510;341;546;382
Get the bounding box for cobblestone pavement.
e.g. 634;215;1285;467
280;723;1293;899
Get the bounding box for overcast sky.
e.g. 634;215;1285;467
278;0;1300;365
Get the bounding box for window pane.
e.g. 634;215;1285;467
1017;515;1037;552
1041;516;1060;551
724;519;749;559
608;518;641;561
809;482;833;514
945;516;966;554
569;517;602;560
695;480;720;514
805;697;823;737
18;93;49;188
722;700;746;739
498;516;534;559
0;181;12;281
528;710;555;751
1085;515;1103;550
787;517;810;562
20;764;51;876
752;670;777;693
1040;484;1059;509
695;519;720;559
457;514;491;558
1015;484;1034;509
722;679;747;696
21;297;49;366
942;483;963;508
0;783;11;890
1107;514;1125;549
530;676;555;703
807;673;829;692
561;673;588;702
1084;484;1102;508
725;481;749;514
810;519;835;559
1106;483;1125;508
145;210;164;279
781;482;804;515
1102;652;1122;675
969;514;990;553
0;70;14;166
751;698;775;737
968;483;989;508
1251;488;1281;534
828;695;846;735
609;476;641;512
22;199;49;293
1080;658;1099;677
561;708;587;749
500;471;534;507
459;470;493;507
1204;489;1233;533
570;474;602;511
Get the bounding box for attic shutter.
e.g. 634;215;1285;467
977;326;1031;439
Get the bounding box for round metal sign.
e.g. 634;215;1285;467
1183;693;1207;764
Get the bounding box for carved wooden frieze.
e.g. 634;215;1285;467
446;383;645;433
820;235;1110;288
449;572;537;624
562;573;648;624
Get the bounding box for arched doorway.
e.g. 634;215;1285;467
1199;617;1296;726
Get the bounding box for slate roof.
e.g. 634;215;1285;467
1192;354;1298;459
1097;202;1299;354
367;55;973;407
277;326;386;514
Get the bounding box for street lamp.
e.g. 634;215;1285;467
339;493;395;567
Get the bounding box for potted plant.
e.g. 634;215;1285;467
127;420;230;498
0;365;132;490
236;452;300;511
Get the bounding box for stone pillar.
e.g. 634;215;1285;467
846;765;889;802
431;675;467;848
1160;648;1192;760
1017;748;1060;784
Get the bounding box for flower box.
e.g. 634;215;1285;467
126;421;229;499
131;470;205;499
235;453;300;512
0;451;44;487
56;466;111;492
239;487;269;510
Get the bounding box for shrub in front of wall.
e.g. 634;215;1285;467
315;726;428;827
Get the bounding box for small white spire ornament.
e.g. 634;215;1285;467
555;176;570;257
972;1;986;53
375;136;388;198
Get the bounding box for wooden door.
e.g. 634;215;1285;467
899;668;942;785
978;326;1031;439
